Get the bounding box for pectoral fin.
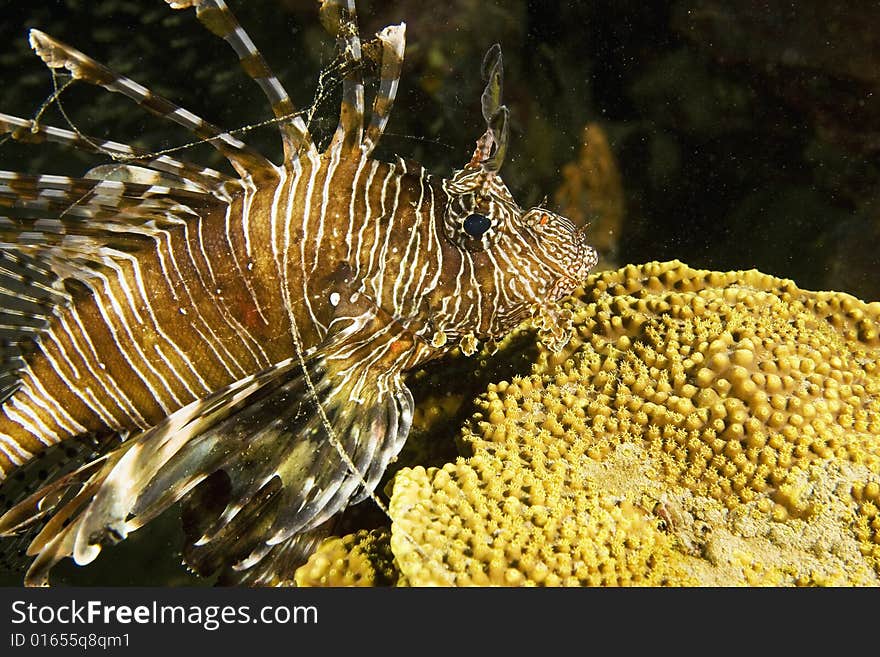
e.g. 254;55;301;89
0;305;415;585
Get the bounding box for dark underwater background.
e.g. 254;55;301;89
0;0;878;584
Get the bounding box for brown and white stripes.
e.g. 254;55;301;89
0;0;597;584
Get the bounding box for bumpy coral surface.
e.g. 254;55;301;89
384;260;880;586
296;529;400;587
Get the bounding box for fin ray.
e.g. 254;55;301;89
0;112;233;192
362;24;406;157
165;0;317;163
28;29;274;178
322;0;365;152
0;250;67;403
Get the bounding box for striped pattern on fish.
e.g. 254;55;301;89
0;0;597;585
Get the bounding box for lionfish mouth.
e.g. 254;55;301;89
557;228;598;290
573;230;599;284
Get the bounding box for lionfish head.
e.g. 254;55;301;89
438;45;598;341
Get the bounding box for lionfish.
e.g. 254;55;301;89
0;0;597;585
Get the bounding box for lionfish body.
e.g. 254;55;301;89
0;0;597;585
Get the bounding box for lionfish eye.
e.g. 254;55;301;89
463;213;491;237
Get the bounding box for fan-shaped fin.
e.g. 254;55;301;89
179;471;335;584
0;293;415;585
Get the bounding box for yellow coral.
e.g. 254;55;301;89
388;260;880;585
295;529;399;587
390;450;696;586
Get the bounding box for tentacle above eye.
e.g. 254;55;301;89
469;44;509;174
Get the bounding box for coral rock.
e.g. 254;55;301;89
388;260;880;585
295;529;399;587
